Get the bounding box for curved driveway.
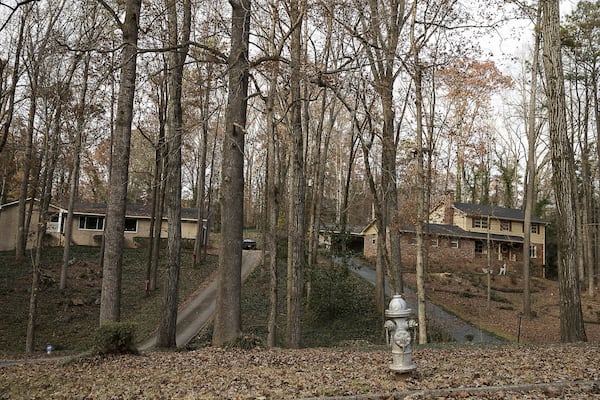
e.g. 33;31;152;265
342;257;503;343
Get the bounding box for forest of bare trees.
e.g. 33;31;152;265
0;0;596;348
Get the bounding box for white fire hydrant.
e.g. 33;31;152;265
384;294;417;373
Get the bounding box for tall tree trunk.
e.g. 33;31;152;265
265;1;281;347
193;70;211;265
26;82;62;352
411;2;427;343
522;2;541;318
286;0;305;349
16;65;38;261
265;84;280;348
212;0;250;346
99;0;142;324
61;54;90;290
541;0;587;342
146;77;167;291
157;0;191;348
149;76;168;292
380;83;402;295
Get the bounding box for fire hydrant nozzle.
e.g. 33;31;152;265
384;294;417;373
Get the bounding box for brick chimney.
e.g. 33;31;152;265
443;190;455;224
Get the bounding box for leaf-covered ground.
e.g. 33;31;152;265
2;344;600;399
403;272;600;344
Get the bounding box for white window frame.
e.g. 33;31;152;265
79;215;104;231
450;239;459;248
530;244;537;259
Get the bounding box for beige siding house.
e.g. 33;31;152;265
0;200;202;251
361;201;547;276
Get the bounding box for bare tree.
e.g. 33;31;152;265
541;0;587;342
99;0;142;324
157;0;191;348
521;1;542;319
285;0;305;349
212;0;251;346
16;1;65;260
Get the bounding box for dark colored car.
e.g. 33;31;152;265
242;239;257;250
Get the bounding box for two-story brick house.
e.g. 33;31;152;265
362;201;546;275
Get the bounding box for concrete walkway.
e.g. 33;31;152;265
138;250;263;351
341;257;503;344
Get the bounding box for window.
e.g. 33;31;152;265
475;240;484;253
431;238;439;247
371;234;376;245
531;224;539;234
473;218;489;229
79;215;104;230
124;218;137;232
500;220;511;231
530;245;537;259
450;239;459;248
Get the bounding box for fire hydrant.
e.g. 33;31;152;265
384;294;417;373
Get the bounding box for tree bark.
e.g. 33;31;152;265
411;5;427;343
193;67;211;265
541;0;587;342
285;0;305;349
99;0;142;324
26;77;63;352
522;2;542;319
61;54;90;290
156;0;190;348
212;0;250;346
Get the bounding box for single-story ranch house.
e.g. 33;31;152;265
0;199;203;252
362;201;546;276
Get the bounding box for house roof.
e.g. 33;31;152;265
452;202;546;224
0;199;200;221
0;198;63;212
319;221;365;235
72;203;200;221
400;223;526;244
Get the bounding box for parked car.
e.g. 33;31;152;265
242;239;257;250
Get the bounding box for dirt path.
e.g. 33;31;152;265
138;250;263;351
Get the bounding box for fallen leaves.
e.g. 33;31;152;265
2;343;600;399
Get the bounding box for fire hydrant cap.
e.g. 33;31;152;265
385;294;411;317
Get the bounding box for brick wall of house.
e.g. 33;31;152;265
364;234;545;277
399;235;480;272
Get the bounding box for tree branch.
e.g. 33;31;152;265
95;0;123;29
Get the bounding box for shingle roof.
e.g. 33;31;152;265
72;203;199;221
400;223;526;244
452;202;546;224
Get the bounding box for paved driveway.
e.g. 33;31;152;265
138;250;263;351
341;257;503;343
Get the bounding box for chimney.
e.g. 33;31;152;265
444;190;455;224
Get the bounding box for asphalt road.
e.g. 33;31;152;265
138;250;264;351
341;257;503;344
